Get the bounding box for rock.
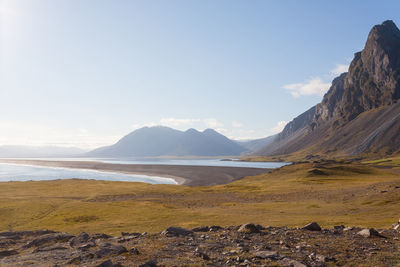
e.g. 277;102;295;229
394;224;400;231
121;232;141;237
192;226;210;232
279;257;306;267
334;225;345;230
0;249;18;258
92;233;112;239
139;260;158;267
253;250;279;260
69;232;94;247
33;245;68;253
95;243;127;258
161;227;193;237
357;228;386;238
129;247;140;255
302;222;321;231
194;247;210;260
97;260;114;267
23;233;74;248
238;223;260;234
209;225;223;232
255;224;266;230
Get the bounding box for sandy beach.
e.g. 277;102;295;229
0;159;272;186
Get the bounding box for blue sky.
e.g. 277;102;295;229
1;0;399;148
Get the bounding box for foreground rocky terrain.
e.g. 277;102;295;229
1;222;399;266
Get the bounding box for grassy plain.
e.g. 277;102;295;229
1;161;400;235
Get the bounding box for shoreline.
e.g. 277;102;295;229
0;159;272;186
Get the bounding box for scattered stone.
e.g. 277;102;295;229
192;226;210;232
279;257;306;267
129;247;140;255
92;233;112;239
69;232;93;247
302;222;321;231
0;249;18;258
161;227;193;237
357;228;386;238
97;259;114;267
334;225;345;230
253;250;279;260
238;223;260;234
255;224;266;230
121;232;141;237
95;243;127;258
23;233;74;248
139;260;158;267
209;225;223;232
33;245;68;253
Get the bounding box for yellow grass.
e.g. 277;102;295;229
1;162;400;235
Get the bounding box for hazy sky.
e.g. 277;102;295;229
1;0;399;149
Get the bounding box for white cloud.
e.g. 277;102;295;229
232;121;243;128
284;78;331;98
331;64;349;76
270;121;288;134
203;118;223;128
284;62;350;98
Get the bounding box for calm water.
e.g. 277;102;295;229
13;157;289;169
96;158;289;168
0;163;178;184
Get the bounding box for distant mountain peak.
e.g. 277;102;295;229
87;126;248;157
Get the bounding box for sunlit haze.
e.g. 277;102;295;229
1;0;399;149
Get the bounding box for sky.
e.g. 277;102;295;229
1;0;399;149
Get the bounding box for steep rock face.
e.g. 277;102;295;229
279;106;316;140
316;20;400;125
258;20;400;157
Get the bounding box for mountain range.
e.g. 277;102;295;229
87;126;270;157
257;20;400;158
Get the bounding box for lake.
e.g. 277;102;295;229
0;158;289;184
0;163;178;184
10;157;289;169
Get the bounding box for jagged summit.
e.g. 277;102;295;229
258;20;400;157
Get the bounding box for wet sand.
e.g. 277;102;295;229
0;159;272;186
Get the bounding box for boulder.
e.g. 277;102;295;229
139;260;158;267
97;260;123;267
279;257;306;267
302;222;321;231
23;233;74;248
192;226;210;232
161;227;193;237
69;232;94;247
357;228;386;238
0;249;18;258
129;247;140;255
95;243;127;258
253;250;279;260
238;223;260;234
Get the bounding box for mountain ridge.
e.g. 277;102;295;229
258;20;400;158
87;126;259;157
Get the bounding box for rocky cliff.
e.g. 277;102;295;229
258;20;400;157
